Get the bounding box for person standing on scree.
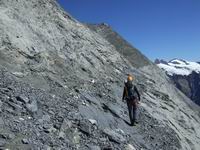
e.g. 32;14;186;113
122;74;141;126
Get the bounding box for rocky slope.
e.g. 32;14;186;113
0;0;199;150
86;23;151;68
156;59;200;105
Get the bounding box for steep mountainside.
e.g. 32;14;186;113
156;59;200;105
87;23;151;68
0;0;199;150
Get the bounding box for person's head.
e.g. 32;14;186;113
127;74;134;82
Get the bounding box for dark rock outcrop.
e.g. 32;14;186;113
170;71;200;105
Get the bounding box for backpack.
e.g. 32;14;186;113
125;81;136;99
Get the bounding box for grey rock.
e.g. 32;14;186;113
88;119;97;125
58;131;65;140
72;128;81;145
124;144;136;150
22;138;29;144
44;126;57;133
6;101;23;111
0;133;15;140
103;128;126;143
38;114;51;123
26;100;38;113
43;145;51;150
16;95;30;104
78;120;92;135
87;144;101;150
60;119;72;131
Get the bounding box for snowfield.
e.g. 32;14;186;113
157;59;200;76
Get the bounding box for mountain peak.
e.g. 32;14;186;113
169;59;189;65
157;59;200;76
154;59;168;64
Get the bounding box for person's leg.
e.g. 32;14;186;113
133;107;138;123
130;105;135;125
127;101;133;125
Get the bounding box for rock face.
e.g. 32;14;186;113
86;23;151;68
0;0;200;150
156;59;200;106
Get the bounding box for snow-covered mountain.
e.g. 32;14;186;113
156;59;200;76
156;59;200;105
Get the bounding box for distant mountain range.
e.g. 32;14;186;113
156;59;200;105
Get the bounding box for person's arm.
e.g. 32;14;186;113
134;86;140;101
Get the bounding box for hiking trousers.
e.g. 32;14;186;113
127;99;138;125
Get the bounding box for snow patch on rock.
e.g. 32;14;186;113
157;59;200;76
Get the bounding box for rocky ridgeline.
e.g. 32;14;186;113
0;0;200;149
86;23;151;68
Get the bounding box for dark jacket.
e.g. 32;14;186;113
122;81;140;101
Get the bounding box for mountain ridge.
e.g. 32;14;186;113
86;23;152;68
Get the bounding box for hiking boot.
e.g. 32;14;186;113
131;122;136;126
135;121;139;124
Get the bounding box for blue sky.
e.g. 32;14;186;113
58;0;200;61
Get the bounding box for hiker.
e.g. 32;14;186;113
122;74;140;126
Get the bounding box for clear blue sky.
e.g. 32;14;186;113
57;0;200;61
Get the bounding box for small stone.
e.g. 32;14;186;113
115;128;125;135
44;126;57;133
26;100;38;113
53;123;60;130
11;72;25;78
28;116;32;119
60;119;72;131
19;117;25;121
58;131;65;140
79;121;91;135
43;145;51;150
99;138;107;142
103;128;126;143
87;144;101;150
16;95;29;104
38;115;50;123
88;119;97;125
0;133;15;140
22;138;29;144
48;110;55;115
125;144;136;150
90;79;95;83
82;101;86;106
8;133;15;139
7;101;23;110
6;108;14;114
73;128;80;145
